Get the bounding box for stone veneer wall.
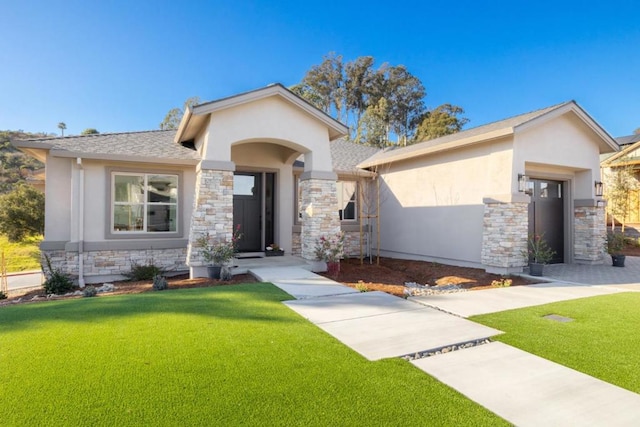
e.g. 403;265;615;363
292;230;360;258
481;201;529;271
574;205;606;263
186;169;234;267
41;248;188;279
299;178;340;260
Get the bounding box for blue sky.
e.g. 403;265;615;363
1;0;638;138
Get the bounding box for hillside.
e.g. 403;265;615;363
0;130;47;194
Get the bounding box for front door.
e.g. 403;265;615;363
528;178;564;263
233;173;262;252
232;172;276;253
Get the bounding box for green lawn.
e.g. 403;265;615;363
0;284;506;426
472;292;640;393
0;234;41;272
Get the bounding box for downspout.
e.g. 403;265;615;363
76;157;85;288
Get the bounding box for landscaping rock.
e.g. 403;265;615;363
97;283;115;293
404;281;468;296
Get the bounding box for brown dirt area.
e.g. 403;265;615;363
319;257;538;297
3;257;538;305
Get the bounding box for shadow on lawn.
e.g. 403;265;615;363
0;283;297;332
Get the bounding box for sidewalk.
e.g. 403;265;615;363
250;266;640;426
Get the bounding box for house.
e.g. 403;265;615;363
600;133;640;227
13;85;617;283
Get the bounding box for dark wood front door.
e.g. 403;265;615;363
233;173;262;252
528;178;564;263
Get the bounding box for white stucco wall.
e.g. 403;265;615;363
514;113;603;199
44;155;72;241
377;137;514;266
203;96;334;172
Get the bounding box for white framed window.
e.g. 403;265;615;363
338;181;357;221
112;172;178;233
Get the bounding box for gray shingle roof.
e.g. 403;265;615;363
15;130;200;161
615;134;640;147
360;101;573;167
293;138;381;174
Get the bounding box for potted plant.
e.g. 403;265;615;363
314;232;345;276
606;231;626;267
523;233;556;276
265;243;285;257
196;226;242;279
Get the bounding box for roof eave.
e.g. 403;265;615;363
49;149;199;165
357;127;514;169
174;107;193;144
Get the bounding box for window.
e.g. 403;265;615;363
112;173;178;233
337;181;357;221
295;177;358;222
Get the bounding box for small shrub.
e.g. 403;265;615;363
152;275;168;291
127;262;165;281
43;271;75;295
42;254;74;295
355;281;369;292
0;291;7;300
491;278;512;288
82;286;97;297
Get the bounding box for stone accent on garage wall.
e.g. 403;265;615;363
186;168;234;269
574;205;606;264
481;200;529;273
299;177;340;260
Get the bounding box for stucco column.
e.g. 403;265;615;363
574;200;606;264
299;171;340;261
187;161;235;278
481;195;529;274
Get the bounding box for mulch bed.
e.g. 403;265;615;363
3;257;538;304
318;257;538;297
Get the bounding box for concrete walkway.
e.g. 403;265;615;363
250;266;640;426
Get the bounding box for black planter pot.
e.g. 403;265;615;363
207;266;222;279
529;262;545;277
611;254;626;267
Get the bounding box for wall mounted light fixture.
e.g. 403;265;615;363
595;181;604;197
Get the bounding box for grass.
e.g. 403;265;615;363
0;283;506;426
472;292;640;393
0;234;41;272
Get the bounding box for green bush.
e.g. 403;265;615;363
41;254;75;295
126;262;165;281
82;286;97;297
0;185;44;242
43;271;74;295
152;275;168;291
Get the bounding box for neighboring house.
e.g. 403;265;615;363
600;133;640;225
13;85;617;283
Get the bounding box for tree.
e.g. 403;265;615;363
604;161;639;232
413;104;469;142
356;97;390;148
295;53;439;145
81;128;99;135
634;128;640;135
57;122;67;137
0;184;44;242
160;97;202;130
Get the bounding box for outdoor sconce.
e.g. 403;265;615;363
595;181;604;197
518;174;530;193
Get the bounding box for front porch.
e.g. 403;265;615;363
232;253;322;275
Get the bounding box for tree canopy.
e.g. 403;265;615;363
81;128;99;135
57;122;66;136
160;97;202;130
0;184;44;242
292;53;468;147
